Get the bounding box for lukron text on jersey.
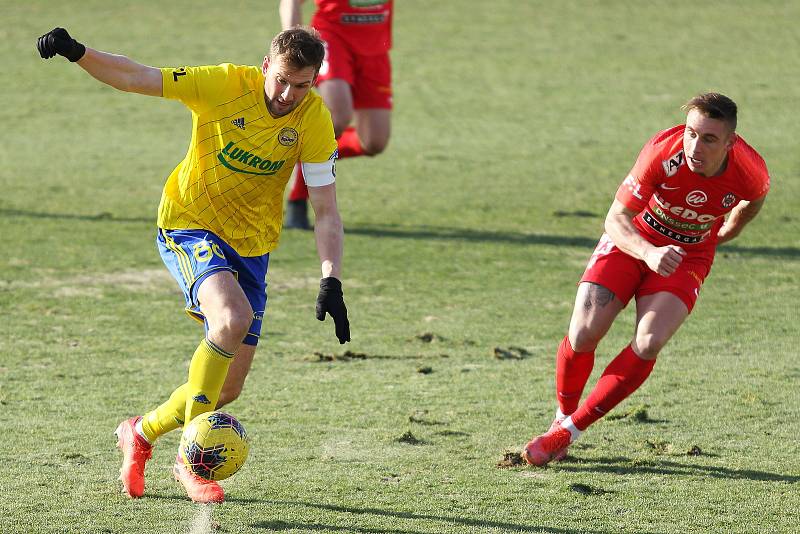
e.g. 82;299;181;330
217;141;286;175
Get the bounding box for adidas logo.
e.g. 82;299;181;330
231;117;246;130
192;394;211;404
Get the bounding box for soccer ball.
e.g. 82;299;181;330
179;411;250;481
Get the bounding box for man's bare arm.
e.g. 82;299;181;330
76;48;162;96
38;28;162;96
308;183;343;279
716;196;766;244
279;0;304;30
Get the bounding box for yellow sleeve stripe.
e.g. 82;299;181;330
160;229;195;287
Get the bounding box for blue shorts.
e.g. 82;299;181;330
157;228;269;346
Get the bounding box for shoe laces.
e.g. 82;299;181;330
130;434;153;462
550;427;572;451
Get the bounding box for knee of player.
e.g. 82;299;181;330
361;135;389;156
212;306;253;341
362;137;389;156
632;334;664;360
568;327;602;353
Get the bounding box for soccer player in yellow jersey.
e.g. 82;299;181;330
38;26;350;503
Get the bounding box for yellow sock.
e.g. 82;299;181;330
184;338;234;427
141;384;187;442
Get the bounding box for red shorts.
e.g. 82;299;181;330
316;28;392;109
580;234;712;313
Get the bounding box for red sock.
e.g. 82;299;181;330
570;345;656;431
336;126;365;158
556;336;595;416
288;164;308;201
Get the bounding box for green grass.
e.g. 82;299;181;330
2;1;799;532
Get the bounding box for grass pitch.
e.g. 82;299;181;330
2;1;799;533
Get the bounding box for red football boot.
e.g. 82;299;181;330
522;425;572;467
115;416;153;498
173;456;225;504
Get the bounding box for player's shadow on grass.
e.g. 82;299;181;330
347;223;599;249
252;501;662;534
559;456;800;483
4;210;798;259
0;208;150;224
346;223;800;259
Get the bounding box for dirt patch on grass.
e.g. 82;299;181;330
415;332;444;343
606;404;654;423
493;346;532;360
569;483;609;495
644;439;671;454
496;451;526;468
309;350;369;362
309;352;446;362
396;431;427;445
62;452;88;465
687;445;703;456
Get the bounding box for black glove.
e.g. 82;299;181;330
37;27;86;62
316;277;350;344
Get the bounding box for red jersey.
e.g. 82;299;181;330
616;125;769;261
312;0;392;56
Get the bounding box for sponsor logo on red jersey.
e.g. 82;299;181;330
642;212;707;244
653;193;716;224
721;193;736;208
349;0;389;6
623;174;644;200
685;190;708;207
661;150;685;177
341;12;387;24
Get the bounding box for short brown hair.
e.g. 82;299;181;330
682;92;737;131
269;27;325;73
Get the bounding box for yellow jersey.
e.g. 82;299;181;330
158;63;337;256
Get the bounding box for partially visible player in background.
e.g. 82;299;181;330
280;0;393;229
38;25;350;503
523;93;770;466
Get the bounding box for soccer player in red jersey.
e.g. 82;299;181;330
280;0;393;228
523;93;771;466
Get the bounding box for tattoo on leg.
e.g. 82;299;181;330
583;284;616;310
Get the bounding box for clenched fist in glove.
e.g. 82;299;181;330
316;277;350;344
37;27;86;62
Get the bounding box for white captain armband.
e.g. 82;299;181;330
301;150;338;187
